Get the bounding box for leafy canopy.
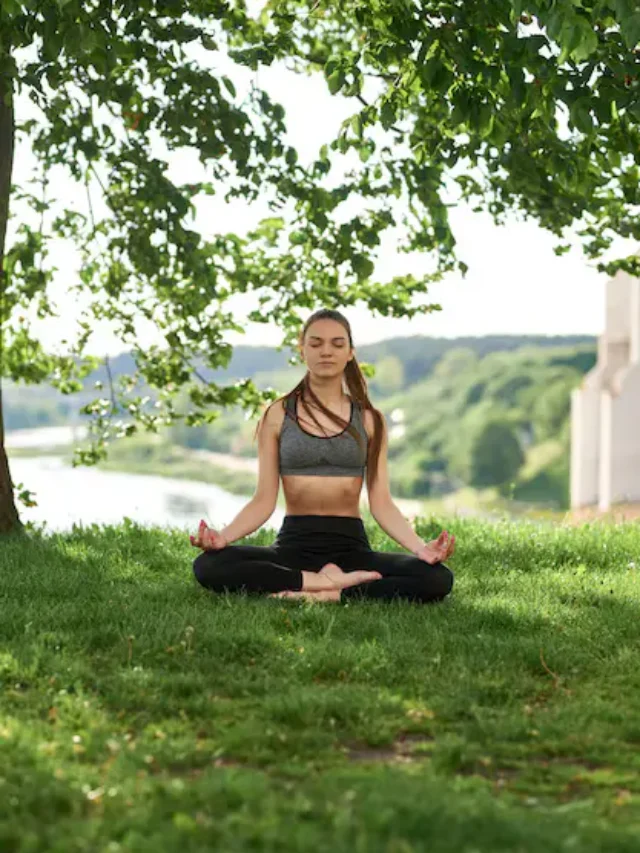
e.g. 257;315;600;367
0;0;639;469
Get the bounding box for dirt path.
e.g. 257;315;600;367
562;503;640;526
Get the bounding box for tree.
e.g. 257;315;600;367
433;347;478;380
468;418;525;490
2;1;640;533
530;374;578;440
0;1;442;533
371;354;405;394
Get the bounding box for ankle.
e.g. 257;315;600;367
301;571;335;592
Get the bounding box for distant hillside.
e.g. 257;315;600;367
78;333;597;389
3;333;596;431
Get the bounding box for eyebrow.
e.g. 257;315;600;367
309;335;346;341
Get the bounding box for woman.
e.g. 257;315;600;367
191;308;455;604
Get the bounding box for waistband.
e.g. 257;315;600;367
279;514;365;532
276;514;370;549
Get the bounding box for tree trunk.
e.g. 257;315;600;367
0;68;23;535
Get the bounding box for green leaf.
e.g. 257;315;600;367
201;35;218;50
621;13;640;49
566;18;599;62
3;0;21;16
380;101;397;129
570;96;593;133
327;70;345;95
222;76;236;97
285;147;298;166
352;255;375;280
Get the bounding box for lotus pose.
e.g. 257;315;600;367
191;308;455;604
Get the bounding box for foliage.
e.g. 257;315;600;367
368;353;405;394
383;342;594;504
2;0;638;530
468;418;526;490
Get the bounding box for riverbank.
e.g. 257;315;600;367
8;427;597;526
7;430;431;522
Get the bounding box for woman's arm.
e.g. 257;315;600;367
220;400;282;544
365;412;425;554
220;497;276;544
370;500;425;555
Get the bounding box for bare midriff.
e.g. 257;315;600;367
277;396;368;518
281;474;363;517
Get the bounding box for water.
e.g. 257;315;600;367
5;425;87;449
9;455;285;535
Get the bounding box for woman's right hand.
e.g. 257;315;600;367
190;519;228;551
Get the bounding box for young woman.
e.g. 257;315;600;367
190;308;455;604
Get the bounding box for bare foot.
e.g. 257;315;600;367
318;562;382;590
267;562;382;602
268;588;341;602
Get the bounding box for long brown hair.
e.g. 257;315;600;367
252;308;385;490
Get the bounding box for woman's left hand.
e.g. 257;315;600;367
415;530;456;565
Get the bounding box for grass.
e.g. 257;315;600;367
2;514;640;851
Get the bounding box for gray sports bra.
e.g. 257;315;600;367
278;393;369;478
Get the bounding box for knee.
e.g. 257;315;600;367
440;563;454;596
428;562;454;601
192;548;231;589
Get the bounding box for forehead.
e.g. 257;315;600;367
306;320;348;340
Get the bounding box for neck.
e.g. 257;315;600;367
306;374;346;407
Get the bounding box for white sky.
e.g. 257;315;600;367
9;20;638;357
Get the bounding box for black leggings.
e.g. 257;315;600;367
193;514;454;604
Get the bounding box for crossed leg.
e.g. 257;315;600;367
270;549;454;604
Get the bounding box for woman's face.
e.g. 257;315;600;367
301;319;354;378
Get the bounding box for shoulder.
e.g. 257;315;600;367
261;396;288;437
360;405;386;443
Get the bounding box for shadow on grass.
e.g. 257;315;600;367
4;528;640;761
4;529;640;850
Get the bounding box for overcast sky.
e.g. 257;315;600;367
9;18;638;357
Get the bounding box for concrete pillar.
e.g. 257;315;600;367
570;386;600;508
570;250;640;511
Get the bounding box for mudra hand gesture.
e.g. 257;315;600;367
190;519;228;551
415;530;455;565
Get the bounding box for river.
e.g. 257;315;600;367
7;426;285;534
5;425;482;535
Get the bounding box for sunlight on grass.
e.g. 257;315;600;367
1;515;640;851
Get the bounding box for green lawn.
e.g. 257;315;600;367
2;515;640;852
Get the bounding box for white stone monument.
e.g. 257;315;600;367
570;249;640;510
